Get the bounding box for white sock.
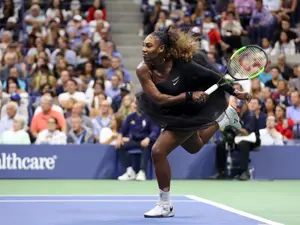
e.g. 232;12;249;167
159;189;170;204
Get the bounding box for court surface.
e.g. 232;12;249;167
0;180;299;225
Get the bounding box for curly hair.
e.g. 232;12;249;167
152;27;199;62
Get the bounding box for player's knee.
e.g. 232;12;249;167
151;144;167;162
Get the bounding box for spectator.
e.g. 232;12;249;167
35;117;67;144
272;80;289;105
66;102;93;131
271;31;296;56
221;11;243;49
258;115;284;145
116;102;160;181
58;79;87;109
100;115;122;145
30;95;67;137
67;115;94;144
0;101;23;135
92;99;112;141
275;104;294;140
241;97;267;134
258;60;272;84
265;67;282;91
0;118;30;144
277;55;293;81
249;0;274;45
289;66;300;92
286;91;300;125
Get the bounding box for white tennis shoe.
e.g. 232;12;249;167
217;105;242;130
144;202;174;218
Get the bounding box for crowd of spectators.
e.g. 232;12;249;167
141;0;300;141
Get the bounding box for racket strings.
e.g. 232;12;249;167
229;48;267;80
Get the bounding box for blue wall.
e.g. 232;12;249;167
0;144;299;179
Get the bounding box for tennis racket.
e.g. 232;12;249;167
204;45;268;95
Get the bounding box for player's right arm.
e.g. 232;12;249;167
136;63;208;106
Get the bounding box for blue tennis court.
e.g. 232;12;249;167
0;195;282;225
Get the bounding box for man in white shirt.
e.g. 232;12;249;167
58;79;87;109
259;115;284;146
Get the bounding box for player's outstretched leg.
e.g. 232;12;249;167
144;130;193;218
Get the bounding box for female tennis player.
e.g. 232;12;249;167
136;28;252;218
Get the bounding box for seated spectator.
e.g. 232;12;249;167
249;78;264;99
241;98;267;134
66;102;93;131
272;80;289;105
116;102;160;181
50;37;77;67
263;97;276;116
221;11;243;49
249;0;274;45
45;0;67;23
100;115;122;145
271;31;296;56
105;75;121;99
289;66;300;92
154;10;173;31
191;1;205;24
67;115;94;144
24;4;46;36
258;115;284;145
273;19;297;46
275;104;294;140
58;79;87;109
115;94;135;121
286;91;300;125
258;60;272;84
0;51;24;81
92;99;113;141
30;95;67;137
0;118;30;144
265;67;282;91
0;101;24;135
89;10;110;33
234;0;256;28
35;117;67;144
87;0;107;22
261;38;272;54
277;55;293;81
34;92;64;116
106;57;131;83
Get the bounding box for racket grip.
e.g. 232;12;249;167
205;84;219;95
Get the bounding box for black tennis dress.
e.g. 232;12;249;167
136;51;235;131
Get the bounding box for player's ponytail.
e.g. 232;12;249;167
153;27;199;62
167;28;199;61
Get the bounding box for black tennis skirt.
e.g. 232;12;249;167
136;88;229;132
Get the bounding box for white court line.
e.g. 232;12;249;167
185;195;284;225
0;199;196;203
0;195;162;197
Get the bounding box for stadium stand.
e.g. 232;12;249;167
0;0;300;181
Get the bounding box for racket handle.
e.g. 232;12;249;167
205;84;219;95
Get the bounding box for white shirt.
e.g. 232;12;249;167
263;0;280;11
58;91;87;105
99;127;116;145
0;130;31;144
35;129;67;145
259;128;284;146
